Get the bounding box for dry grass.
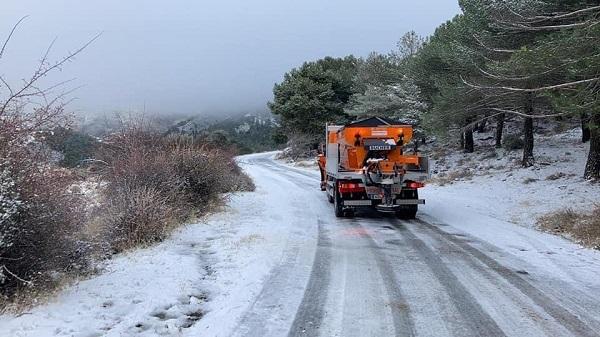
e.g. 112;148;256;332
522;177;539;184
537;206;600;249
430;169;474;186
546;172;567;181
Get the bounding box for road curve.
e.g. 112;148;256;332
233;153;600;337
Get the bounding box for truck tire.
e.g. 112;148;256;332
327;192;334;203
397;190;418;219
334;187;344;218
397;205;418;219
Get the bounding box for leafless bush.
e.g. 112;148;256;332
0;148;89;299
168;137;255;201
538;207;600;249
101;185;180;252
0;19;96;301
95;123;254;253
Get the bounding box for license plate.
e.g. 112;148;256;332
366;186;403;194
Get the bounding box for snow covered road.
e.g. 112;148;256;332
2;151;600;337
226;153;600;337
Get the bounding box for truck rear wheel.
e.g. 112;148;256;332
397;206;418;219
334;187;344;218
396;190;419;219
327;191;334;203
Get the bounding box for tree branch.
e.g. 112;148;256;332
0;16;28;61
462;76;600;93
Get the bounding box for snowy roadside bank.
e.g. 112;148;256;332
0;153;292;337
427;128;600;229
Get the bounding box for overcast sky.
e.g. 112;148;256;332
0;0;461;118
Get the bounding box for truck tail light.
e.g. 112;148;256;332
338;182;365;193
407;182;425;189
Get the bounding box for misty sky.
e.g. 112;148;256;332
1;1;461;117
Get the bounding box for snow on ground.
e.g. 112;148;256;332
274;153;317;172
0;229;207;337
419;127;600;289
426;127;600;228
0;153;296;337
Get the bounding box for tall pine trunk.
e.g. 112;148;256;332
581;113;591;143
464;128;474;153
477;119;487;133
522;117;534;167
522;93;535;167
460;132;465;150
584;112;600;180
495;114;505;148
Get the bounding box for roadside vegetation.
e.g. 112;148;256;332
538;206;600;250
95;121;254;253
0;21;253;308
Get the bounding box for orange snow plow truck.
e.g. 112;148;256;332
317;117;430;218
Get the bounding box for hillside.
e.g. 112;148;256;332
169;113;281;154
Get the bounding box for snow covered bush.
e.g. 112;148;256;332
0;166;22;284
0;23;94;300
0;157;89;298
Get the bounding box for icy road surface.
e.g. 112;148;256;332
2;151;600;337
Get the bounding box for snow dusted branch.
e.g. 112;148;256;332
520;6;600;23
472;34;516;54
461;108;572;132
461;76;600;93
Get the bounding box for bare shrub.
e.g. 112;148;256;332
101;186;179;252
95;124;254;253
538;207;600;249
0;151;89;299
95;126;184;252
0;19;96;301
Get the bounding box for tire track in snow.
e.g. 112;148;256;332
262;159;411;336
351;219;417;337
388;219;508;337
412;218;600;337
229;160;321;337
287;218;332;337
